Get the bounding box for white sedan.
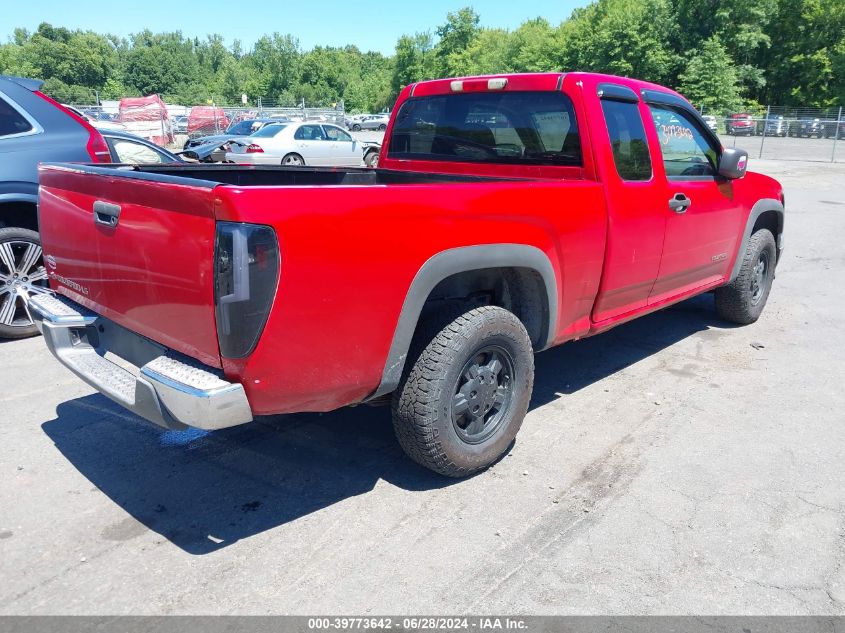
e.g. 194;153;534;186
225;122;366;167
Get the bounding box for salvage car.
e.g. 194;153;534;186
182;118;282;151
726;113;755;135
349;113;389;131
790;116;824;138
31;72;784;477
225;121;367;166
762;115;788;137
701;114;718;133
101;129;183;164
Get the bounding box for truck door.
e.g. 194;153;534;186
643;96;744;303
590;84;668;323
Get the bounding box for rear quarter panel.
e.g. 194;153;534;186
214;179;607;414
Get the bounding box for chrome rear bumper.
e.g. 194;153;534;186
30;293;253;431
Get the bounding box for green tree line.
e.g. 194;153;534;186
1;0;843;113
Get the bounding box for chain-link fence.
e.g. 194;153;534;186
699;106;844;163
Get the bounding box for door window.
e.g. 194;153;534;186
323;125;353;142
600;99;652;181
649;105;718;178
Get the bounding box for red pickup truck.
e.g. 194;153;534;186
31;72;784;477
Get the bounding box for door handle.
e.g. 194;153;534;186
93;200;121;228
668;193;691;214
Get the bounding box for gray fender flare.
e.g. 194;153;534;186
369;243;558;400
0;192;38;206
728;198;784;284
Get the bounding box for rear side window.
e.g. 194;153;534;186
323;125;353;142
600;99;651;181
649;105;718;179
389;91;581;166
0;95;34;137
251;123;287;138
295;124;326;141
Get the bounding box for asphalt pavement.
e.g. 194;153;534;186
1;158;843;614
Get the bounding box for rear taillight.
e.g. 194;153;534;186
245;144;264;153
85;131;112;163
214;223;279;358
35;91;112;163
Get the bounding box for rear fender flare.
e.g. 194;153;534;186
370;243;558;399
728;198;784;284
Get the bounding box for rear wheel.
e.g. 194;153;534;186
0;227;50;339
392;306;534;477
714;229;776;325
378;124;386;131
281;153;305;166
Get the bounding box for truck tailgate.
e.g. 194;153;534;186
38;165;222;368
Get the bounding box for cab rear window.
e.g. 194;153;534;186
388;91;581;166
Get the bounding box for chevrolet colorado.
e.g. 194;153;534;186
31;72;784;477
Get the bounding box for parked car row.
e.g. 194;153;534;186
715;112;845;138
344;113;389;131
182;119;381;167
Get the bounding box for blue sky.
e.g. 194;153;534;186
3;0;588;55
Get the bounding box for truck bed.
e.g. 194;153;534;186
83;163;528;188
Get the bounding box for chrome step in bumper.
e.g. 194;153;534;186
30;293;253;431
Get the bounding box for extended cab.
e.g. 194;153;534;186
31;73;784;477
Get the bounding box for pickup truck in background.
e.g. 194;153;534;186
31;72;784;477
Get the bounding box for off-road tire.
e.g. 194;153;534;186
0;227;46;339
714;228;776;325
391;306;534;477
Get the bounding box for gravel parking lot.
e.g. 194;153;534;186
1;158;843;615
720;134;845;163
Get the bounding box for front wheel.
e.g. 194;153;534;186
352;124;361;132
281;153;305;166
714;229;776;325
364;150;379;168
392;306;534;477
0;227;51;339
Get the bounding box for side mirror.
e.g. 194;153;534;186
718;148;748;179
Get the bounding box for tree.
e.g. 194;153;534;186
434;7;481;76
556;0;680;86
679;35;742;112
392;32;436;93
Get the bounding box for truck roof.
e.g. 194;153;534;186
406;71;686;103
